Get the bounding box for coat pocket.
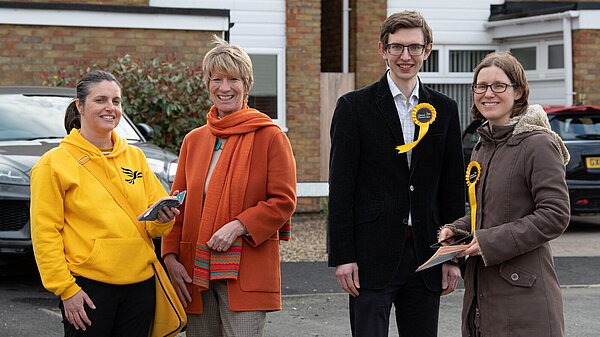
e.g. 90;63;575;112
499;263;537;288
239;238;280;292
354;201;383;225
70;237;155;284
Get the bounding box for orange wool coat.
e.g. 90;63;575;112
161;121;296;313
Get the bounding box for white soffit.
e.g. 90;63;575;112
0;7;228;31
485;11;579;39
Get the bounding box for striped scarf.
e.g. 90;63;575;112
193;105;291;289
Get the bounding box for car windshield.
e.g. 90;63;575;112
550;114;600;141
0;94;142;141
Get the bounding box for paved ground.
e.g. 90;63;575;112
266;218;600;337
2;218;599;337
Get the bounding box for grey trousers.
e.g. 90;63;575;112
186;280;266;337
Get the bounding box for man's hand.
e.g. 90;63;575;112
335;262;360;297
441;263;461;296
163;254;192;307
62;289;96;331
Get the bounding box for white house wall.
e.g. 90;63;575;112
150;0;286;49
529;79;567;106
388;0;504;45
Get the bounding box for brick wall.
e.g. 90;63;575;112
286;0;321;212
0;25;214;86
353;0;386;89
572;29;600;105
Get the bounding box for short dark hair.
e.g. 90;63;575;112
380;10;433;46
64;70;122;133
470;52;530;121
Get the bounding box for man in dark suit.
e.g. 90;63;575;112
328;10;466;337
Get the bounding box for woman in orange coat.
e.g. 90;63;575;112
161;36;297;337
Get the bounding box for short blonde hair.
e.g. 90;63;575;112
202;35;254;94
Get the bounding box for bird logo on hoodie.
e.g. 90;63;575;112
121;167;143;184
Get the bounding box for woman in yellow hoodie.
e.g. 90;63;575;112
30;70;180;336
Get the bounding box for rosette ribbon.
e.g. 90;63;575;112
396;103;437;154
465;161;482;234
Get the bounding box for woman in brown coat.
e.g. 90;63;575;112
161;36;296;337
439;52;570;337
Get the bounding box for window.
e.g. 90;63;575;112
248;54;278;119
548;44;564;69
422;50;439;72
427;83;473;131
449;50;495;72
510;46;536;70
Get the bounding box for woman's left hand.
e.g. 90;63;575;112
207;219;247;252
156;206;180;224
457;238;481;258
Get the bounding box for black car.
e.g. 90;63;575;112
461;105;600;217
0;86;178;255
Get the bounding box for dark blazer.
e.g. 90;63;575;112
327;73;466;291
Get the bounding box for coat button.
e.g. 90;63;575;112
511;273;519;281
409;185;415;191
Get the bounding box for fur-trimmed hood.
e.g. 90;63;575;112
510;104;570;165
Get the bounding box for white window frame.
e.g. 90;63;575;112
504;35;565;81
542;39;566;76
246;47;287;131
420;45;498;84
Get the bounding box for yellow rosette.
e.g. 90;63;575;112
465;161;482;234
395;103;437;153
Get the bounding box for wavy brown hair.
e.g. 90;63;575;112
470;52;529;121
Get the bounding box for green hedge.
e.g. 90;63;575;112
42;54;212;153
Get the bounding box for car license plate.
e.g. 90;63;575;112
586;157;600;168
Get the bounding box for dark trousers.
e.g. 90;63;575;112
59;275;155;337
349;239;440;337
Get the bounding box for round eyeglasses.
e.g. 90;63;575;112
385;43;426;56
472;83;519;94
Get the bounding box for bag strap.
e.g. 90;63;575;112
61;144;154;249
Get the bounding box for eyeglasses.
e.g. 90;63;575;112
471;83;519;94
385;43;426;56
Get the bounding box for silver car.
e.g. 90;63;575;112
0;86;178;255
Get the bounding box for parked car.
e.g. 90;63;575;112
461;105;600;217
0;86;178;255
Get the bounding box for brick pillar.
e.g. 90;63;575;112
286;0;322;212
353;0;387;89
572;29;600;105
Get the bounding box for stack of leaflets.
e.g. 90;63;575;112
137;191;186;221
416;244;469;272
416;234;473;272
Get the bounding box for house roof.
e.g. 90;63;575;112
490;1;600;21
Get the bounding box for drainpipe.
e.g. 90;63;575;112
563;12;575;106
342;0;350;73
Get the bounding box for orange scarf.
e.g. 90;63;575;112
193;105;279;289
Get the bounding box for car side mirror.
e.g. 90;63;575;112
136;123;155;140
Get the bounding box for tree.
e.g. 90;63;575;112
42;54;211;153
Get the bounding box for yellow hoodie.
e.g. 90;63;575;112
30;129;175;300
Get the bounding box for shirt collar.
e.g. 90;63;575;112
386;72;420;102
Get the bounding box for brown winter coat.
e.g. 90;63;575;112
450;105;570;337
